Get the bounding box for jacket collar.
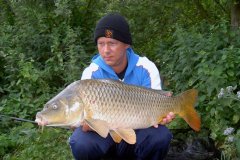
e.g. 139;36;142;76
92;48;139;77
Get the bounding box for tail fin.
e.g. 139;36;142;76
178;89;201;131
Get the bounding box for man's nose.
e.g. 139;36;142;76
103;44;110;54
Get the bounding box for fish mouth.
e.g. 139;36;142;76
35;112;49;126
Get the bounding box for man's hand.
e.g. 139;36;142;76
81;122;93;132
70;121;93;132
153;91;175;128
160;112;175;125
153;112;176;128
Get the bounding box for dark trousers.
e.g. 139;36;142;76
69;125;172;160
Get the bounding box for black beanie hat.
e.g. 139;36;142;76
94;13;132;45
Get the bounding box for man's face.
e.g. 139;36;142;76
97;37;129;68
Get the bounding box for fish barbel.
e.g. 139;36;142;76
35;79;201;144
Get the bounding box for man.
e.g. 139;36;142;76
69;13;175;160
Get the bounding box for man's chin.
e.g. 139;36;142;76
105;61;115;66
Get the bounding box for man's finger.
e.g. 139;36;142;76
160;118;167;125
169;112;175;119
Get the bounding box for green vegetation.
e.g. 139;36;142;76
157;22;240;159
0;0;239;159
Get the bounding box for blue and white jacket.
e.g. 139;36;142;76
81;48;162;90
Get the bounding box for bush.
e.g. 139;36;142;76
0;122;73;159
0;0;102;158
156;20;240;159
0;0;99;119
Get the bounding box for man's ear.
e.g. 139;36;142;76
125;44;130;49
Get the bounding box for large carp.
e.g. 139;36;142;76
35;79;200;144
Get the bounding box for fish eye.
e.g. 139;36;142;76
52;104;58;110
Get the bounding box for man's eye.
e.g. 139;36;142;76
98;42;104;46
109;42;115;45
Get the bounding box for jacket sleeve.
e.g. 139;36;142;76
137;57;162;90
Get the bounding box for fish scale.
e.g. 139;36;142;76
79;80;178;129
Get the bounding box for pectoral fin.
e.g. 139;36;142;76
114;128;136;144
109;130;122;143
84;119;109;138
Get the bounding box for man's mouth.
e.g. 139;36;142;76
104;57;112;61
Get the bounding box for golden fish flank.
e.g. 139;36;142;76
35;79;201;144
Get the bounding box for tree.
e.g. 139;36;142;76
231;0;240;28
